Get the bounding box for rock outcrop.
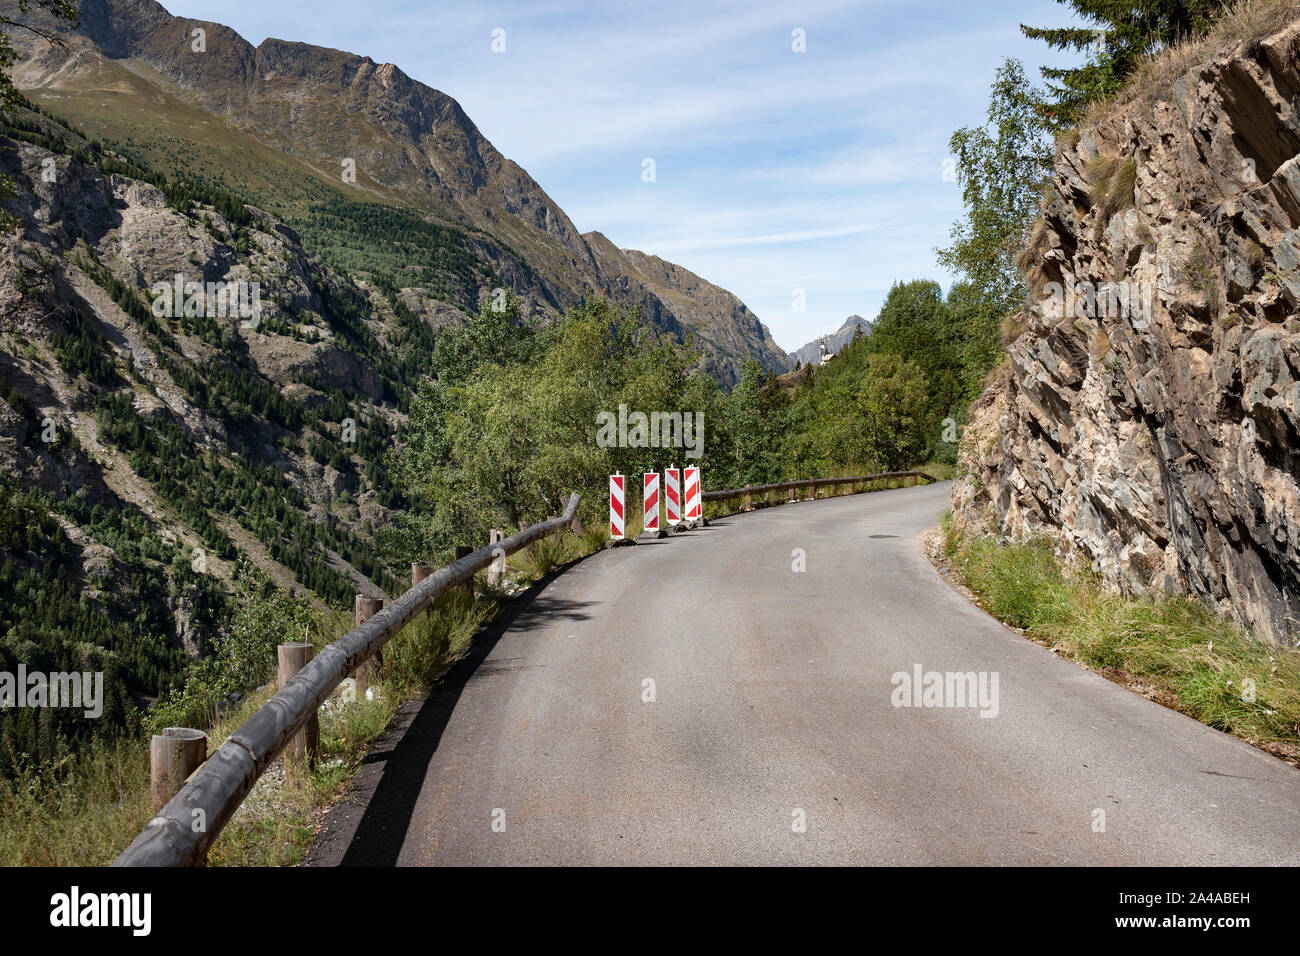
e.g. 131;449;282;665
954;20;1300;644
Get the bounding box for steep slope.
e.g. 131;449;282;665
9;0;789;382
954;18;1300;644
788;314;873;367
0;103;419;733
584;231;792;386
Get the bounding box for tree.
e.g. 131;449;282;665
937;59;1054;322
867;280;965;426
1021;0;1235;125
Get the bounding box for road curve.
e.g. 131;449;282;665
306;482;1300;865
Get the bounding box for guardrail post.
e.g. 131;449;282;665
412;563;432;614
150;728;207;811
743;491;753;510
354;595;384;698
412;562;432;587
456;545;473;597
564;495;585;535
488;530;505;586
278;643;319;787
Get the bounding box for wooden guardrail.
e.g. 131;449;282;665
113;494;583;867
702;470;935;505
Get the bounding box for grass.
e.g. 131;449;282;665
1085;154;1138;225
940;514;1300;764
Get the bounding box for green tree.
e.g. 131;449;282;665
867;280;965;427
854;354;930;471
937;59;1054;322
1021;0;1235;125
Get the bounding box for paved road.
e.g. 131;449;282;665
307;482;1300;865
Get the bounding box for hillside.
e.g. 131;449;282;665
954;14;1300;645
8;0;790;384
0;99;425;758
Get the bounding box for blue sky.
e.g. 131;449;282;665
165;0;1085;352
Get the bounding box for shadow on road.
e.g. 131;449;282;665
307;569;595;867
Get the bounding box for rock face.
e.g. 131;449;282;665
954;22;1300;644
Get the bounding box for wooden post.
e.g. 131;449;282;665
564;495;584;536
354;595;384;699
412;563;432;620
150;728;207;811
488;530;505;586
278;643;319;787
455;545;473;597
743;491;753;510
788;485;796;503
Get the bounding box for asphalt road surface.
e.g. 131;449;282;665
306;481;1300;865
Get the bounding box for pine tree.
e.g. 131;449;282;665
1021;0;1236;125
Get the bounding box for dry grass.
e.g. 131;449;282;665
1085;154;1138;224
1083;0;1300;127
1000;312;1028;345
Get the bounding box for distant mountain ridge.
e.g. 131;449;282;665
11;0;790;384
788;314;872;367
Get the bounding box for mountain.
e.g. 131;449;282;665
788;314;872;367
8;0;790;385
583;231;792;377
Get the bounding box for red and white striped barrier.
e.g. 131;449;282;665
610;473;625;540
664;466;681;526
684;466;701;521
643;472;660;532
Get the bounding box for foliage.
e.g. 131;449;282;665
149;560;319;731
937;59;1054;322
1021;0;1237;125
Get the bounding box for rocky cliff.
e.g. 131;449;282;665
954;19;1300;644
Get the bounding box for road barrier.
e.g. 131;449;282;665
701;470;934;507
610;473;625;540
114;494;584;867
684;466;701;521
665;466;681;526
643;472;659;532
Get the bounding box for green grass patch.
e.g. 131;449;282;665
942;517;1300;761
